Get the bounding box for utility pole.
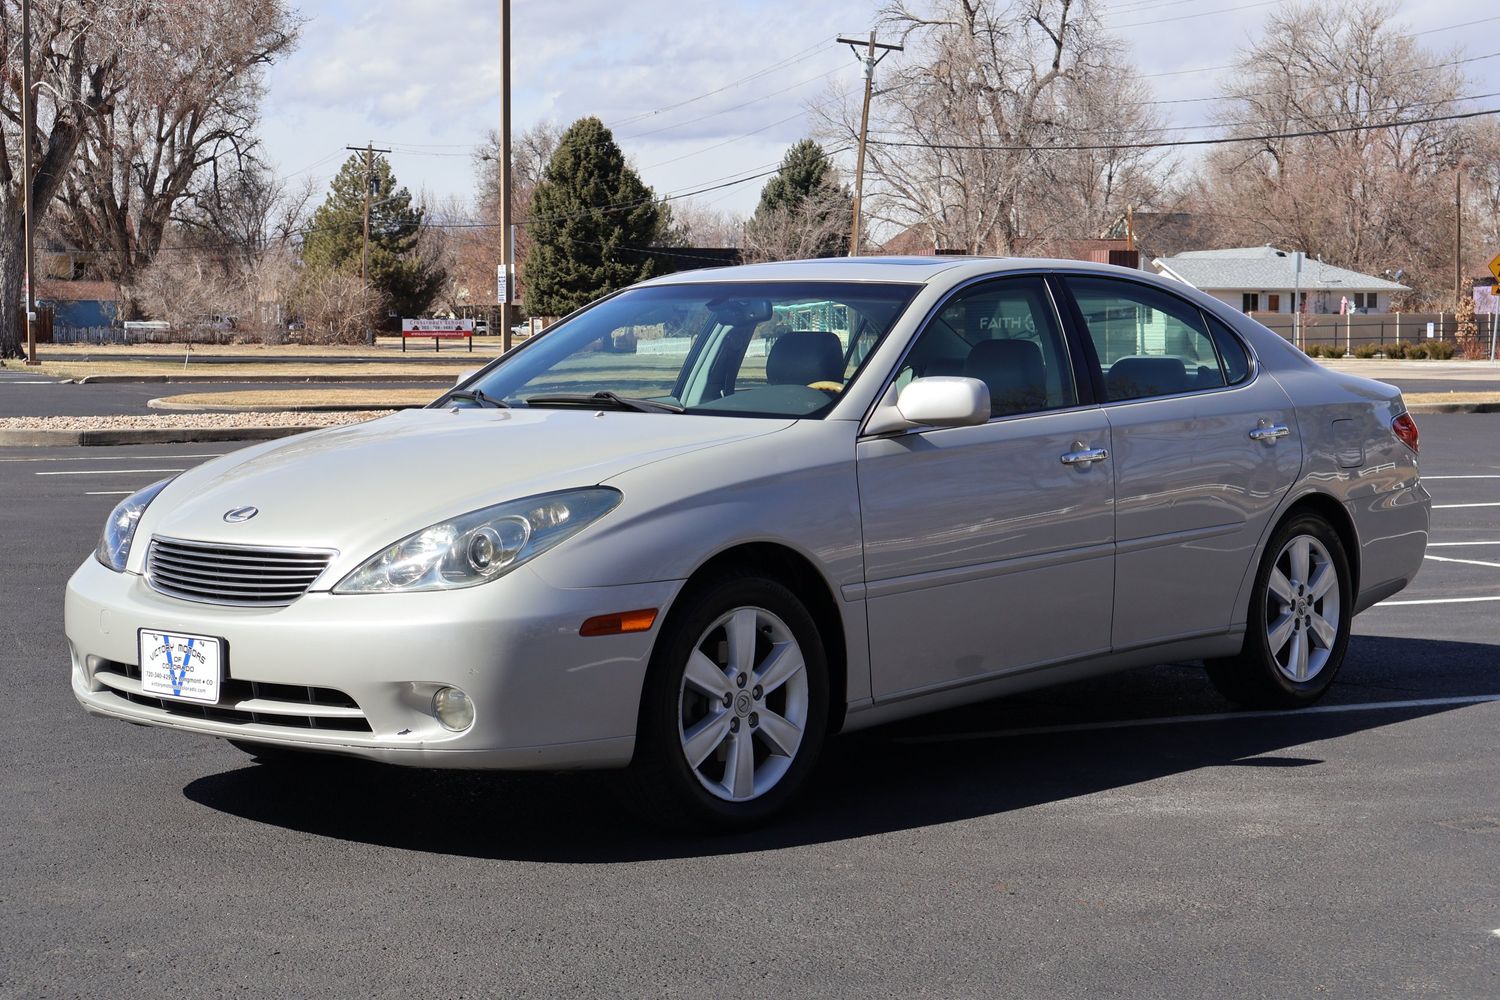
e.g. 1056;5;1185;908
498;0;515;352
1454;167;1462;303
346;141;391;288
21;0;38;365
839;31;902;257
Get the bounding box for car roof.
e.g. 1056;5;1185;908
635;255;1178;287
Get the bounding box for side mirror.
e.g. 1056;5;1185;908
456;368;480;386
865;377;991;435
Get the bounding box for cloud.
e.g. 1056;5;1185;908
259;0;1500;218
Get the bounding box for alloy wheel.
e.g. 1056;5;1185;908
677;605;809;803
1264;533;1342;683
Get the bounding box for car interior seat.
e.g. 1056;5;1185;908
766;331;844;385
962;338;1048;415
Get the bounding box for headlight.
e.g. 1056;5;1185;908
334;488;622;594
96;478;174;572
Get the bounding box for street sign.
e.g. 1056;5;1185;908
497;265;510;304
1489;252;1500;284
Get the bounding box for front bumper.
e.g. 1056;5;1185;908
65;557;683;769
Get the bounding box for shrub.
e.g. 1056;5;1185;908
1353;343;1380;359
1427;340;1455;360
1384;341;1407;359
1322;346;1346;359
1406;342;1429;359
1304;343;1324;357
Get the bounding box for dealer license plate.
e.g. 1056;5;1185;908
137;629;223;704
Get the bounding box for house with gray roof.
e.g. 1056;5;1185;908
1153;246;1409;315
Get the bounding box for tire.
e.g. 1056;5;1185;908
1206;513;1353;709
624;573;829;832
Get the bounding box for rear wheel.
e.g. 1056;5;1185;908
1206;513;1352;708
625;574;828;831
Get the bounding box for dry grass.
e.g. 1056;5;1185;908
157;389;439;410
24;359;479;380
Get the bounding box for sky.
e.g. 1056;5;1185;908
258;0;1499;225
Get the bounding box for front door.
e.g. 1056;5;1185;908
857;276;1116;701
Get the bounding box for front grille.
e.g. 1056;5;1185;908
146;536;336;607
96;660;371;733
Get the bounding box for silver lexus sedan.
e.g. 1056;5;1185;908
66;258;1430;829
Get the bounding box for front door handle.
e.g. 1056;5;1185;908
1249;423;1290;443
1061;447;1109;467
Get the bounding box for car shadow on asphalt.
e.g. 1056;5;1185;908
182;634;1497;862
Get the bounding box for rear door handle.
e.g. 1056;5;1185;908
1061;447;1109;466
1249;423;1290;443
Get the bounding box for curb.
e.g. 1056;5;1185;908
147;397;418;413
75;373;458;384
0;425;328;448
1406;402;1500;414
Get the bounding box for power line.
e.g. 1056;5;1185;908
1109;0;1282;29
869;87;1500;142
863;105;1499;152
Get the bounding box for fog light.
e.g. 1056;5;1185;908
432;686;474;732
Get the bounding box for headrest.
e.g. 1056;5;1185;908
766;331;844;385
1107;356;1189;399
963;339;1047;415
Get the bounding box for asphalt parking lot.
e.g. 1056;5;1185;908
1;415;1497;998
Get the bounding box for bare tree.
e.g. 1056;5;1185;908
52;0;299;291
662;198;744;248
292;269;379;345
462;121;562;305
816;0;1164;254
131;245;237;336
1193;0;1470;305
743;191;851;263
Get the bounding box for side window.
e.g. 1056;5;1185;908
902;276;1077;417
1067;276;1226;402
1206;314;1252;385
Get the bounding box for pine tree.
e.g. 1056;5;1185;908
746;140;851;260
524;117;662;317
301;153;445;318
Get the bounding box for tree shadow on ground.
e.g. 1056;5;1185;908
183;634;1497;862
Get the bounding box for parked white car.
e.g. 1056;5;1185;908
66;257;1429;829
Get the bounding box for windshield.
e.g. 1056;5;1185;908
451;281;919;418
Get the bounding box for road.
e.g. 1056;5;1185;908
1;416;1497;998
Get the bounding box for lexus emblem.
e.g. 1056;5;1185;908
223;506;259;523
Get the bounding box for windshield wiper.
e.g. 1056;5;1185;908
447;388;509;409
524;391;684;414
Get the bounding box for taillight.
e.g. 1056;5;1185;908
1392;412;1419;453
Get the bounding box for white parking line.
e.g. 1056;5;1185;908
1425;555;1500;569
895;694;1500;744
84;491;135;496
1422;475;1500;480
1428;541;1500;547
1433;502;1500;509
34;468;185;476
1379;595;1500;606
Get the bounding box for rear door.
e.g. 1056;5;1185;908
857;275;1115;700
1059;274;1301;649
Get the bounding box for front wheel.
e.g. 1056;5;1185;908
1206;513;1352;708
625;574;829;831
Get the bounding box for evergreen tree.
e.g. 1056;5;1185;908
524;117;662;317
302;153;445;318
747;140;851;259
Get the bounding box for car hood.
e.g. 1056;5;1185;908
132;407;792;574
